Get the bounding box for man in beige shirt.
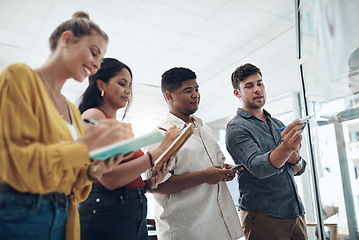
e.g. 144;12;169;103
146;67;243;240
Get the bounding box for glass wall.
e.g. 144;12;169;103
297;0;359;239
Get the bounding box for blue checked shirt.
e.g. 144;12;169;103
225;108;306;218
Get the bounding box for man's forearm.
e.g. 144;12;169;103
269;143;294;169
154;171;206;194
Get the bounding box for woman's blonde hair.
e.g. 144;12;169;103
49;11;108;51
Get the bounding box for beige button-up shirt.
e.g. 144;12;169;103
146;113;243;240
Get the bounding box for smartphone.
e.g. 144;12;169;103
231;163;243;170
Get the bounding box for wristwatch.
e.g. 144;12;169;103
291;157;302;167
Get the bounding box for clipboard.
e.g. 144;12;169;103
89;130;164;160
154;123;194;168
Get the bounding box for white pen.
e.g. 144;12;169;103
299;115;312;123
280;115;313;131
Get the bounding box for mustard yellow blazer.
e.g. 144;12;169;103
0;64;92;240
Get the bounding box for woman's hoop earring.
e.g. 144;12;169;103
101;91;104;97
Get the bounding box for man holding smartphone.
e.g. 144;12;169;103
225;63;308;240
146;67;243;240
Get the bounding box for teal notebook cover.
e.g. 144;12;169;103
89;130;164;160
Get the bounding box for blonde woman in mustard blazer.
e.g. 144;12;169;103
0;11;133;240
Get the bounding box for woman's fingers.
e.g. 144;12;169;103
91;153;124;178
114;154;124;165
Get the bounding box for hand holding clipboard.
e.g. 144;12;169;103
154;123;194;168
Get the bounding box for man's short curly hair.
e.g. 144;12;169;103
161;67;197;97
231;63;262;89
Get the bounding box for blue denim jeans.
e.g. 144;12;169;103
79;186;148;240
0;193;68;240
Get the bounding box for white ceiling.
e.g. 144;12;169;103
0;0;302;133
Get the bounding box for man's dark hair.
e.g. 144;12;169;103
161;67;196;97
231;63;262;89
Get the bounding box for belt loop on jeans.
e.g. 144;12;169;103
36;194;42;210
138;188;144;203
121;188;127;199
64;196;69;212
138;188;144;197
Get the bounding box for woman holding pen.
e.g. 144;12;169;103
78;58;181;240
0;12;133;240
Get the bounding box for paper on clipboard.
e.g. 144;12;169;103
154;123;194;168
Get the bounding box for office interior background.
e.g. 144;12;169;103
1;0;358;239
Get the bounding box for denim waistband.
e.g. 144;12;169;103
0;183;67;205
90;185;145;199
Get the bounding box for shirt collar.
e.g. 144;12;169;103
237;107;272;119
163;112;203;129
